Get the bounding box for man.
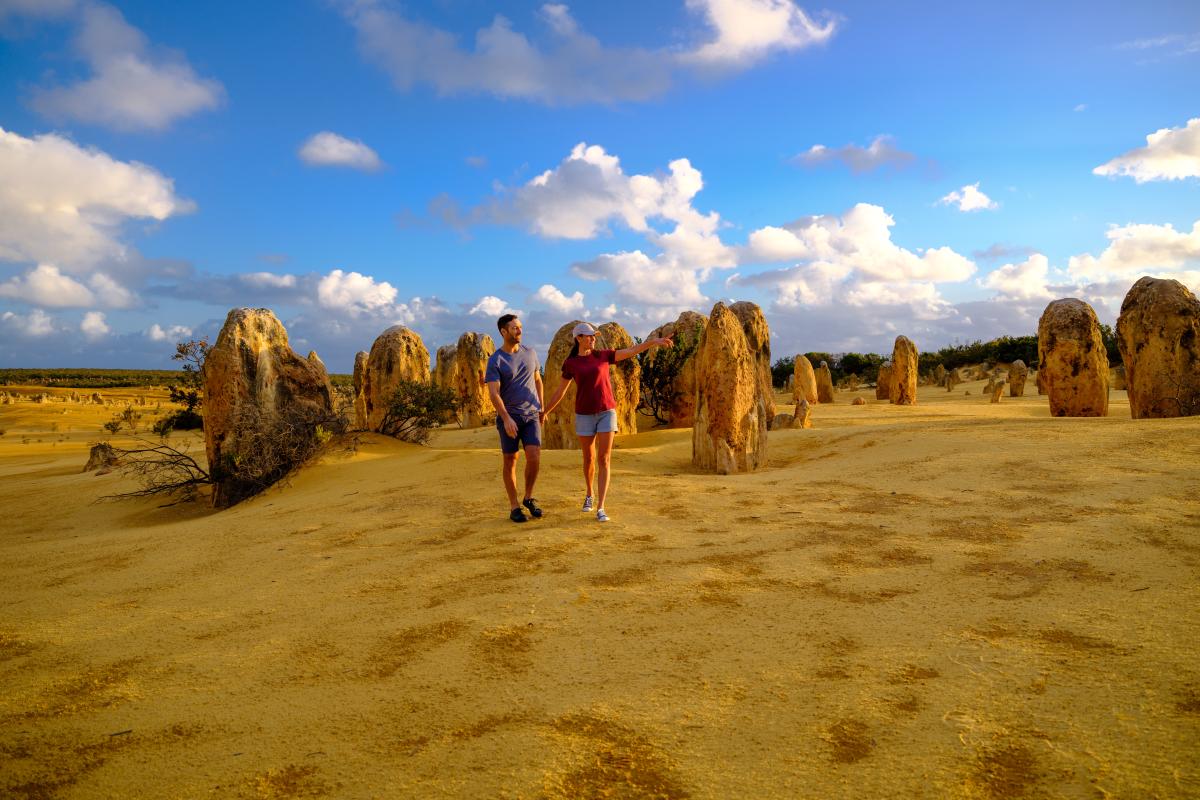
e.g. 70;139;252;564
484;314;544;523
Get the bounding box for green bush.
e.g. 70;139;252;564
378;380;458;444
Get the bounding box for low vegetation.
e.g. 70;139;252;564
636;326;703;426
378;380;458;444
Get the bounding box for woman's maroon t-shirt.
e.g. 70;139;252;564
562;349;617;414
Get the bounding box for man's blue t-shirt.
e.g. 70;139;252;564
485;345;541;419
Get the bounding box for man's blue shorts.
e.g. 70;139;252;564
497;415;541;454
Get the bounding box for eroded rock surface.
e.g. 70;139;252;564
692;302;767;473
793;355;818;405
816;361;835;403
645;310;708;427
1037;299;1109;417
889;336;918;406
364;326;431;432
1116;276;1200;418
203;307;334;507
1008;360;1028;397
730;302;775;421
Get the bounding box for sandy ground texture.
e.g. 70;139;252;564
1;381;1198;799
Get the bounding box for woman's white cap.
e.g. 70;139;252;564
572;322;598;337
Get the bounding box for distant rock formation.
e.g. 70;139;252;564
1037;299;1109;417
352;351;369;430
692;302;767;473
933;364;946;386
1116;276;1200;418
364;326;431;432
852;397;865;406
83;442;117;472
771;412;793;429
793;355;819;405
452;332;497;428
91;392;104;404
203;307;335;508
944;369;960;392
794;398;813;428
646;310;708;427
990;381;1005;403
1008;360;1028;397
889;336;918;406
876;365;891;400
816;361;835;403
1036;368;1047;395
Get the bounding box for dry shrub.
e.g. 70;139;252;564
213;403;349;506
378;380;457;444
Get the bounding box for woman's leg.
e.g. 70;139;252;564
578;434;595;498
594;431;614;511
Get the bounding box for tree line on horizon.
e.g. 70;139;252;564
769;327;1123;388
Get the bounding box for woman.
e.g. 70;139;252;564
542;322;672;523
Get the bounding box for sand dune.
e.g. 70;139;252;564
1;382;1198;798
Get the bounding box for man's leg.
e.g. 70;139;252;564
502;452;520;509
522;445;540;501
594;431;615;511
579;434;595;498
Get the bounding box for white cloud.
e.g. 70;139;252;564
146;322;193;341
240;272;297;289
979;254;1054;300
0;126;191;273
80;310;109;339
316;269;398;316
0;0;76;19
493;143;735;275
743;203;976;284
531;283;585;314
0;263;94;307
468;295;519;317
937;183;998;212
341;1;671;104
298;132;384;172
1067;219;1200;287
87;272;136;307
794;135;915;173
1074;103;1087;112
29;2;224;131
681;0;836;66
2;308;56;337
340;0;833;105
573;249;709;309
1093;118;1200;183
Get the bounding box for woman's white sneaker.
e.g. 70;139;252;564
596;509;610;523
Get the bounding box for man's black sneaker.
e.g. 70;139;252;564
522;498;543;519
509;507;528;523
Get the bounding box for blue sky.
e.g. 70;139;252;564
1;0;1198;370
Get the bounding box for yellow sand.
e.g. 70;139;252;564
1;383;1198;799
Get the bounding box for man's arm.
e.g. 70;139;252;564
614;337;672;362
487;380;517;438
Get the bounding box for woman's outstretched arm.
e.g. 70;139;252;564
614;337;672;362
